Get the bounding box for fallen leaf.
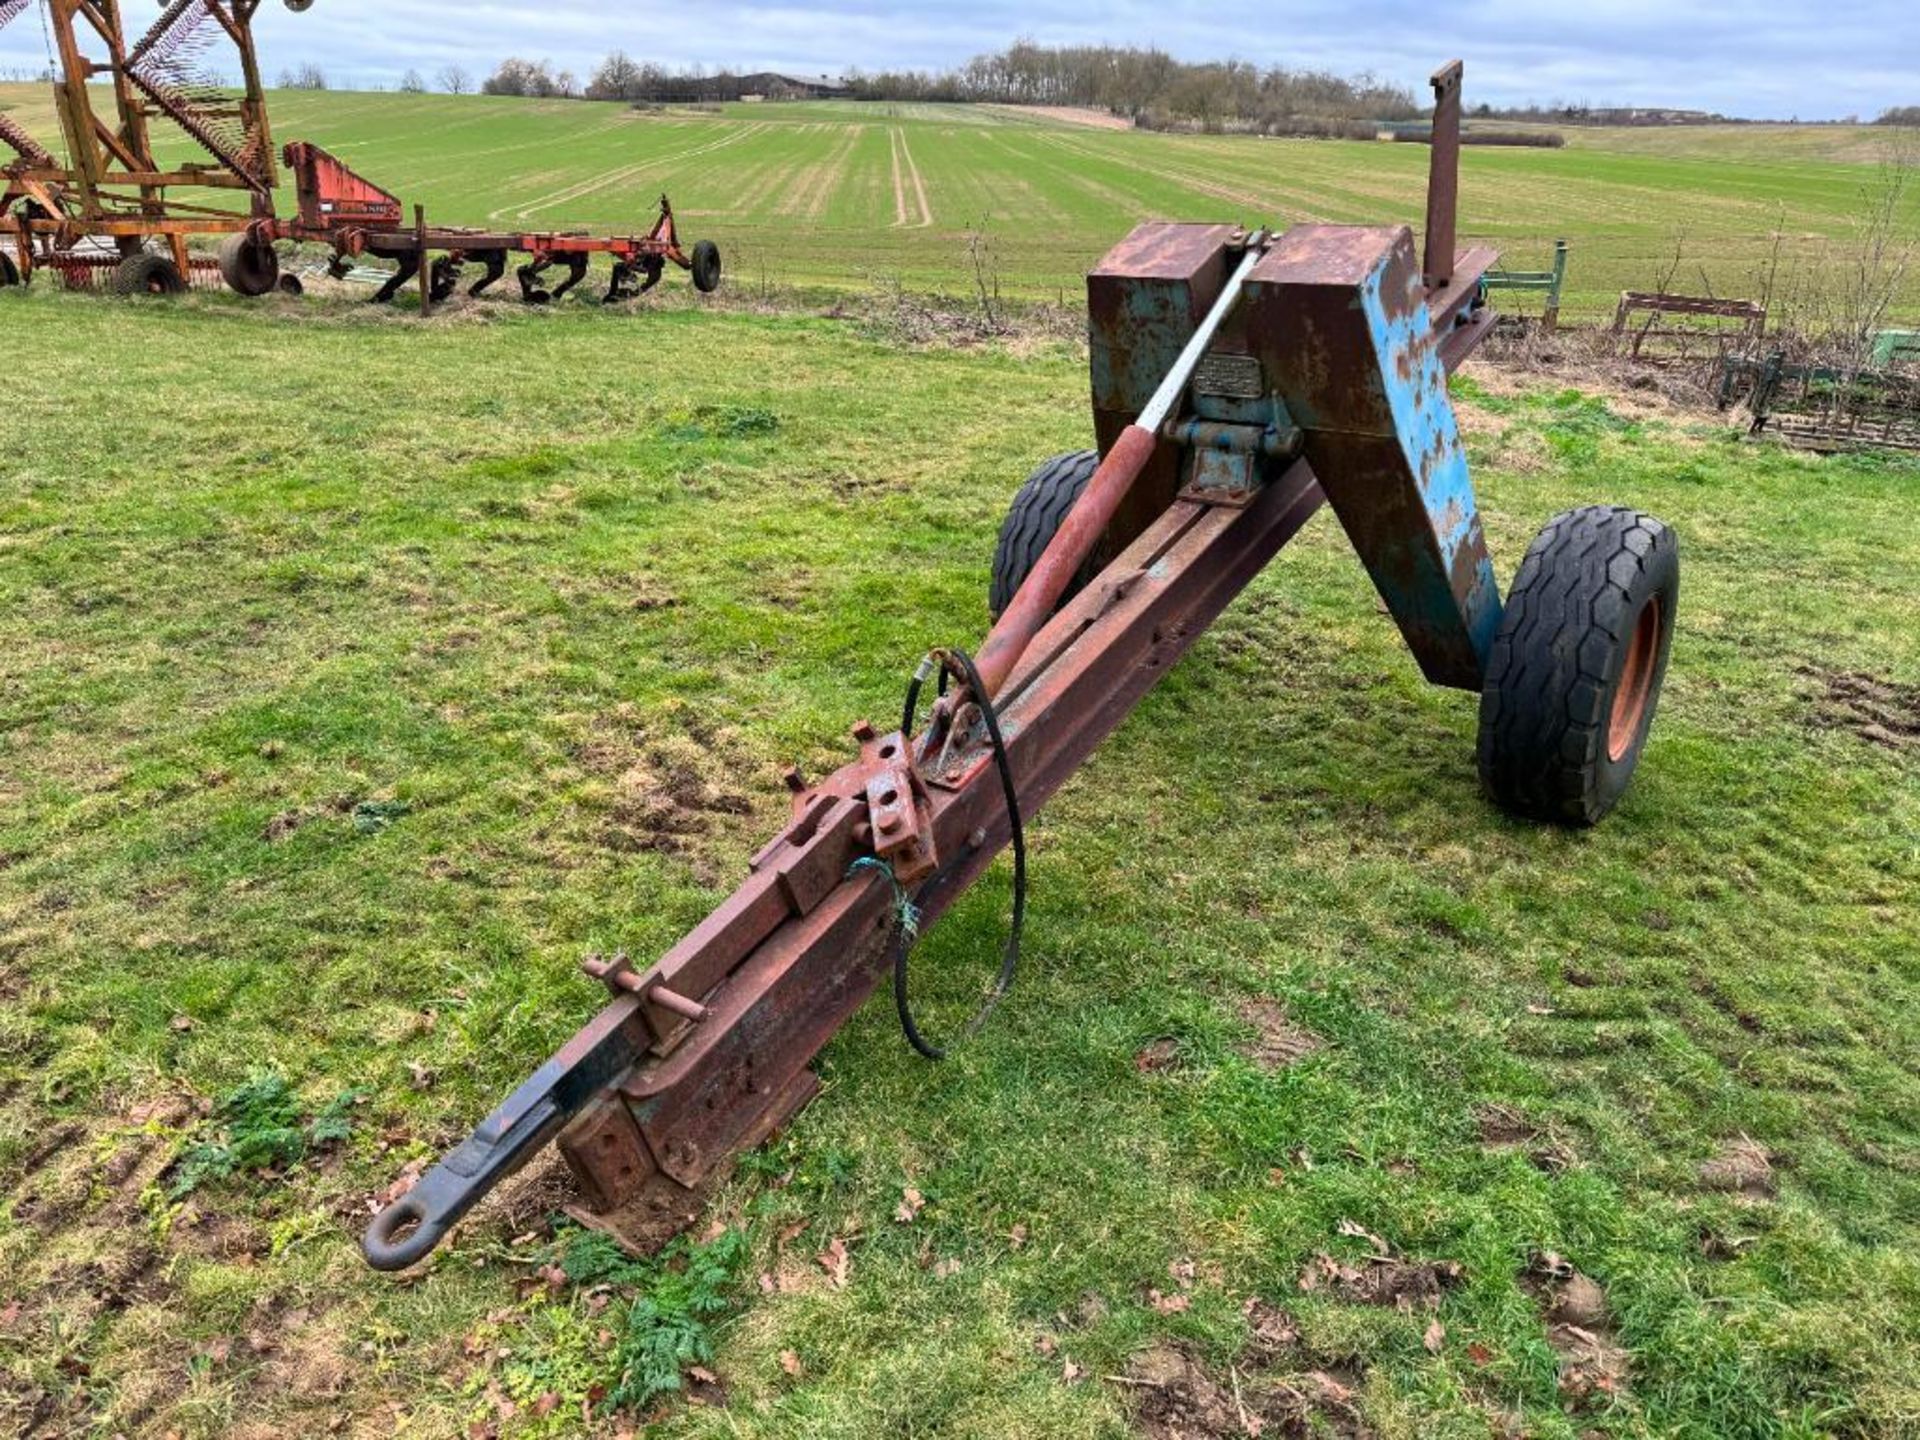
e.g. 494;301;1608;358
169;1015;195;1033
776;1219;809;1250
406;1059;435;1090
688;1365;719;1385
1168;1257;1197;1289
1526;1002;1556;1016
1008;1223;1029;1249
894;1186;925;1224
1424;1319;1446;1354
817;1237;851;1289
933;1257;962;1280
531;1392;559;1417
1147;1288;1191;1315
757;1272;778;1295
779;1349;803;1377
1062;1357;1084;1385
1034;1334;1057;1357
1467;1341;1494;1366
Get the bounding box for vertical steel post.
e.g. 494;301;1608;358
1423;61;1463;292
415;204;432;316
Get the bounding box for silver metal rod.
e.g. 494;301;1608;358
1137;241;1266;433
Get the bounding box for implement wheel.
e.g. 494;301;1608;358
1477;505;1679;825
0;252;19;287
111;252;187;297
989;449;1104;621
690;239;722;293
217;233;279;297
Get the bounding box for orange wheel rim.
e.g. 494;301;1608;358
1607;598;1661;762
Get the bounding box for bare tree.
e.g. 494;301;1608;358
278;63;328;91
437;64;473;96
399;68;426;94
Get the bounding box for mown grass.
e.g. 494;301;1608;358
4;84;1917;322
0;283;1918;1439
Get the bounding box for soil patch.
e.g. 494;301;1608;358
1699;1137;1776;1197
1799;666;1920;750
1127;1343;1372;1439
1236;998;1322;1070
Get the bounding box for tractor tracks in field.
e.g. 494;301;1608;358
775;124;865;220
494;121;771;223
889;126;933;229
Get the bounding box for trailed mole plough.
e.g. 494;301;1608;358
0;0;720;305
363;63;1681;1270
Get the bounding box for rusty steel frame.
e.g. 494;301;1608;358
363;70;1503;1264
1;0;713;300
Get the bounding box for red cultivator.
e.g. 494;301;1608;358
361;63;1682;1270
0;0;720;305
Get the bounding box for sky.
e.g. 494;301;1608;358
1;0;1913;121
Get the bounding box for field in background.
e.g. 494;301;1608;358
1;284;1917;1437
3;84;1917;319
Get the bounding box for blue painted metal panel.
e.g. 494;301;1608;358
1244;225;1503;690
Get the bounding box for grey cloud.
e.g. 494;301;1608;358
2;0;1912;118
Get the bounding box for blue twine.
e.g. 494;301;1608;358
847;856;921;939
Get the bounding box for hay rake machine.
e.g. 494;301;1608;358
0;0;720;305
360;61;1681;1270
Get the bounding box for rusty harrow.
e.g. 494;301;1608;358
361;63;1682;1270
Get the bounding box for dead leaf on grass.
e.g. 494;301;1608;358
817;1236;851;1288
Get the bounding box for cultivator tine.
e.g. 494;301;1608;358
469;250;507;297
603;256;664;304
429;253;463;303
518;256;552;305
371;249;419;304
548;254;589;302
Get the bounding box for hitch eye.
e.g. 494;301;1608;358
363;1194;441;1271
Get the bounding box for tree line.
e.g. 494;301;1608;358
843;43;1422;132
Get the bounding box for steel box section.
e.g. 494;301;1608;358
1244;224;1501;690
1087;222;1240;561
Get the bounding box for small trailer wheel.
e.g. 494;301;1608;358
111;252;187;296
689;239;722;293
0;252;20;287
217;232;279;296
989;449;1105;620
1477;505;1679;825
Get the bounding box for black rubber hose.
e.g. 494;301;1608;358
891;646;1025;1060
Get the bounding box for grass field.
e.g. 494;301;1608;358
1;280;1918;1438
4;84;1918;320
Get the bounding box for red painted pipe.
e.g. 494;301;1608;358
971;423;1161;698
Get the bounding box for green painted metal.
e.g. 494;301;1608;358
1483;239;1568;329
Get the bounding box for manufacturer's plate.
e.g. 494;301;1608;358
1193;351;1264;400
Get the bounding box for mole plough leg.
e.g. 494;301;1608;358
365;62;1679;1270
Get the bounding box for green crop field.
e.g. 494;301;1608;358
2;275;1918;1439
4;84;1918;320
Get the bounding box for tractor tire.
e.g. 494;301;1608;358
111;252;187;297
1477;505;1679;826
690;239;722;293
217;233;279;297
0;252;19;287
989;449;1105;621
